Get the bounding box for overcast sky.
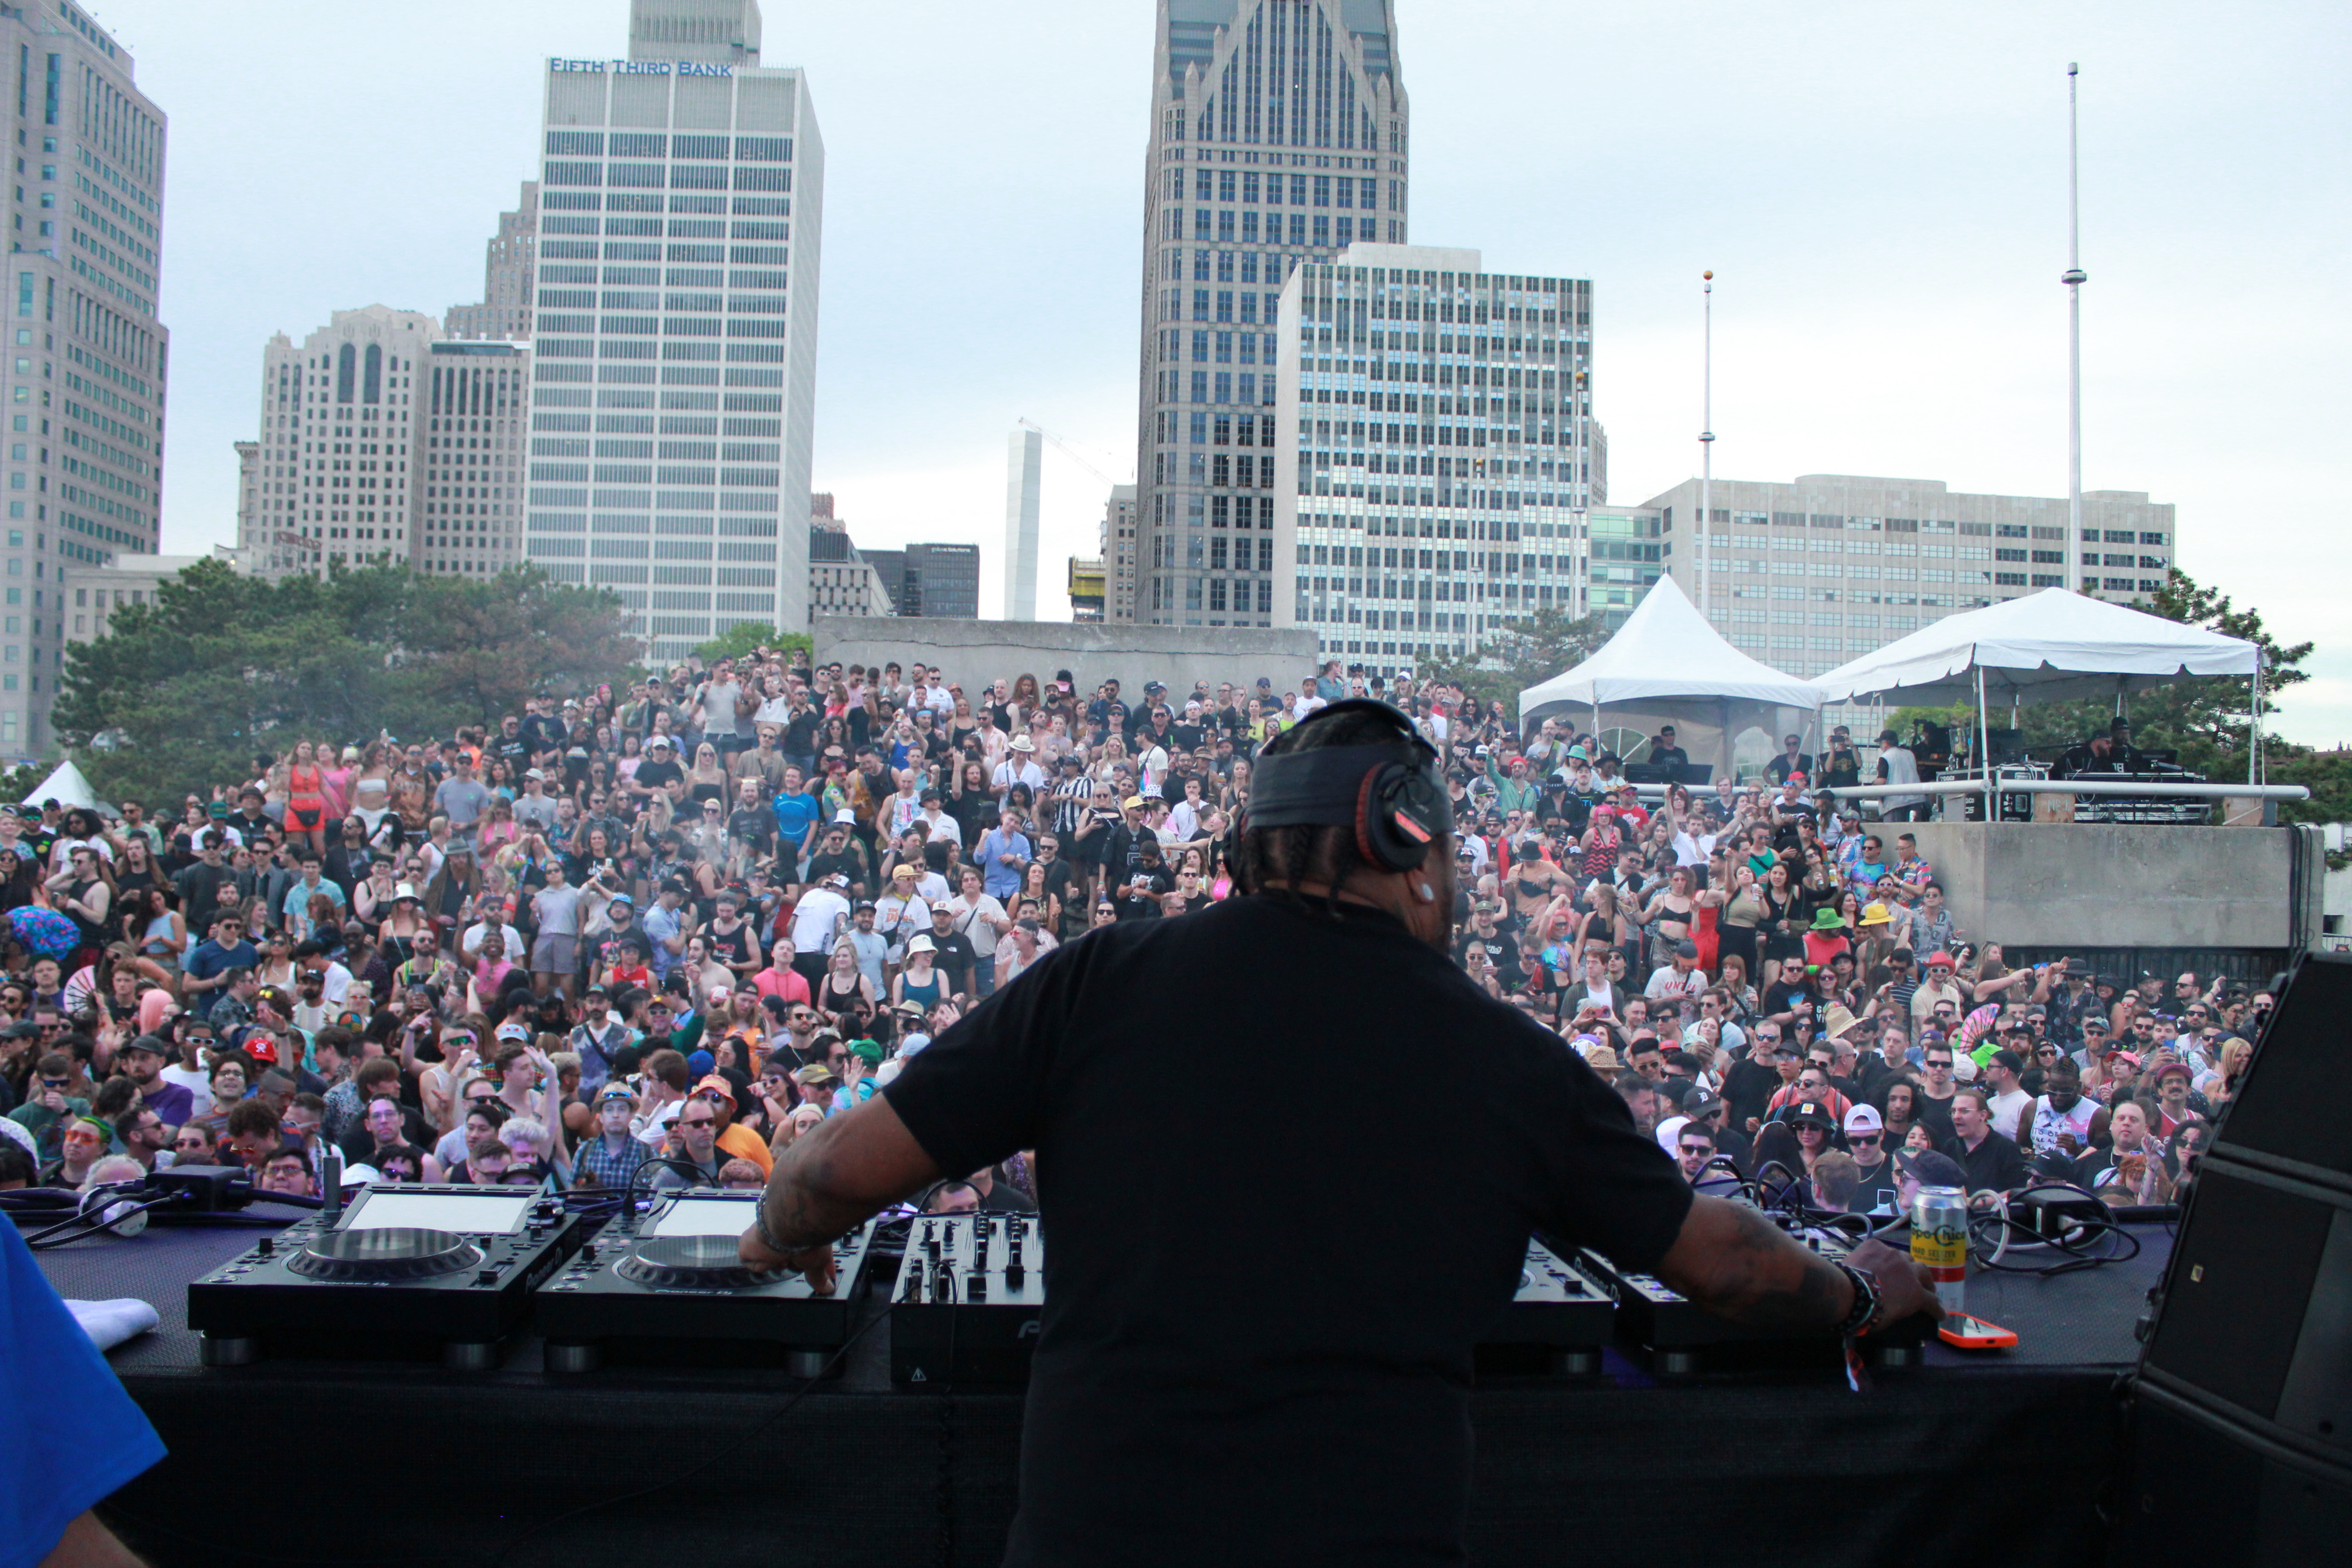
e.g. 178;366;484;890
90;0;2350;744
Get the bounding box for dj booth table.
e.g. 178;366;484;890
36;1217;2163;1568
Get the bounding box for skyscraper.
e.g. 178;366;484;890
446;181;540;342
421;338;532;575
526;0;823;665
1275;245;1605;679
9;4;168;758
1128;0;1408;627
250;306;437;581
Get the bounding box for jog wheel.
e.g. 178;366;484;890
616;1234;785;1292
285;1227;484;1282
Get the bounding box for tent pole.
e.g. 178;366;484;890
1977;665;1994;826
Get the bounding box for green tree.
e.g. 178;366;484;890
1420;608;1605;715
53;559;639;805
691;622;812;667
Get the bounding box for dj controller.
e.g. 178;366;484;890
187;1185;585;1370
170;1181;1924;1382
1575;1221;1928;1376
536;1193;879;1375
890;1212;1044;1387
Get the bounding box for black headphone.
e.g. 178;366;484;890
1242;700;1452;873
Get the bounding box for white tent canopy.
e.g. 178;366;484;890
18;758;102;812
1810;588;2259;707
1518;578;1824;774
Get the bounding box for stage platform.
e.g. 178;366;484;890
34;1215;2164;1568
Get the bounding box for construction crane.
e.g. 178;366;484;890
1016;418;1132;490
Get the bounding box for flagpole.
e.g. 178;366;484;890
2063;64;2086;593
1699;271;1714;616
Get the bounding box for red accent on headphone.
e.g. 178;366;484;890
1352;765;1387;868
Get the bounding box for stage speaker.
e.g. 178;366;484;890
2119;953;2352;1565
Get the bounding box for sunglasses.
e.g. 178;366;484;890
39;1076;69;1090
1849;1132;1882;1145
677;1115;716;1129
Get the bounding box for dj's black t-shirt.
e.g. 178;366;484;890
885;895;1694;1567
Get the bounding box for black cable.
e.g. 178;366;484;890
1966;1182;2142;1276
23;1190;178;1249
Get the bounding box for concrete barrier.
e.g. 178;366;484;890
1901;823;2323;952
812;617;1320;703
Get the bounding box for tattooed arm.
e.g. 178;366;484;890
738;1096;940;1293
1653;1196;1943;1333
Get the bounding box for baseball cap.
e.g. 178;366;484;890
1787;1100;1835;1130
495;1022;531;1043
607;893;635;909
848;1040;886;1067
2155;1062;2192;1083
792;1063;840;1087
693;1073;735;1100
1896;1148;1968;1187
242;1037;280;1066
1843;1102;1884;1136
1673;938;1700;960
891;865;916;881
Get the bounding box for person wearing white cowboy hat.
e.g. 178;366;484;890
993;733;1046;797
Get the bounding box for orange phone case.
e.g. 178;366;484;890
1937;1313;2018;1349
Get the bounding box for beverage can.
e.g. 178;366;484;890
1911;1184;1969;1314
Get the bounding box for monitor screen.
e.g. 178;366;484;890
348;1190;535;1234
649;1196;760;1238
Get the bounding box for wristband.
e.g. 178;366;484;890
1833;1261;1882;1337
752;1202;798;1260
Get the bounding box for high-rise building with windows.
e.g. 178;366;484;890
420;338;531;576
1644;473;2180;681
1099;482;1135;620
1129;0;1408;626
901;542;980;619
525;0;823;666
5;3;168;758
251;305;437;581
1274;244;1606;681
446;181;539;342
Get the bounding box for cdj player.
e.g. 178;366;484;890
536;1191;878;1375
1576;1223;1928;1376
187;1185;583;1370
890;1211;1044;1387
1476;1240;1617;1377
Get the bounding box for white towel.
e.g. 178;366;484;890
66;1297;160;1352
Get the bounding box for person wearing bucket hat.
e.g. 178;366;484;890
1802;905;1852;969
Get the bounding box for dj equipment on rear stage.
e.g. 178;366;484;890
1576;1221;1929;1377
186;1184;583;1370
2122;951;2352;1564
535;1191;878;1374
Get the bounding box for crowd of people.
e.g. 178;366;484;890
0;650;2252;1224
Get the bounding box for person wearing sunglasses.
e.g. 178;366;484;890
1842;1102;1901;1214
651;1098;726;1189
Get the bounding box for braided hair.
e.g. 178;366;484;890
1227;703;1416;917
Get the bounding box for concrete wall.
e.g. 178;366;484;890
812;617;1320;702
1903;823;2322;951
